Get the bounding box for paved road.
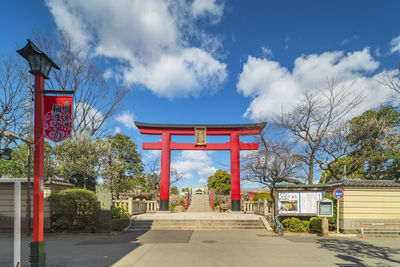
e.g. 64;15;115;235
1;231;399;266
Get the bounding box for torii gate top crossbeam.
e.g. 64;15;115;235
134;122;266;136
135;121;266;151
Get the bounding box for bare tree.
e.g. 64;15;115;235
242;132;304;187
274;78;363;184
380;69;400;98
32;31;128;138
144;155;183;194
0;55;27;146
316;122;354;180
242;132;304;214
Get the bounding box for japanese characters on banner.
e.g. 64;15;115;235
44;96;73;143
277;191;323;215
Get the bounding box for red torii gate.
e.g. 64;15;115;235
135;122;266;211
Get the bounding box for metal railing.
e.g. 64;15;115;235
185;190;191;209
209;189;214;209
361;223;400;238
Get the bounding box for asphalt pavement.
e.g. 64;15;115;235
1;230;399;267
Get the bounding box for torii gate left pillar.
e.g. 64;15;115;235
135;122;265;211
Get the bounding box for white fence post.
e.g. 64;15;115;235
128;197;133;215
14;181;21;267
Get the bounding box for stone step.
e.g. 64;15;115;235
131;227;265;231
128;218;265;230
133;220;263;224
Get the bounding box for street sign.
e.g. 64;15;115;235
333;188;344;200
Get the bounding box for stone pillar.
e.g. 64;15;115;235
96;185;112;233
321;217;329;236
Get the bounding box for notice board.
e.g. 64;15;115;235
277;191;323;215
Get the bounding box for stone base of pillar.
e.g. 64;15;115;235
30;241;46;267
321;217;329;236
231;200;240;212
160;199;169;211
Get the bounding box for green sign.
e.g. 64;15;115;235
318;202;333;217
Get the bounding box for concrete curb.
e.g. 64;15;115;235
259;216;273;231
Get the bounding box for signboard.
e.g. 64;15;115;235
195;127;207;145
317;199;333;217
44;96;73;143
333;188;344;200
278;192;299;214
277;191;323;215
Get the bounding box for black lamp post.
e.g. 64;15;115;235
17;39;60;267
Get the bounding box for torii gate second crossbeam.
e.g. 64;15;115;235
135;122;266;212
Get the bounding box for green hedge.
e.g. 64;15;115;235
48;189;99;232
309;217;322;233
281;217;309;232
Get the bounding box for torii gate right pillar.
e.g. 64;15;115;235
230;132;241;211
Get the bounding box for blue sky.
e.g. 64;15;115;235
1;1;400;189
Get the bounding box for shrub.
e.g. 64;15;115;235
281;217;309;232
48;189;98;232
253;192;272;202
214;199;221;207
112;203;130;220
309;217;322;233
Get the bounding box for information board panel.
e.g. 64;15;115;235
277;192;299;214
278;191;323;215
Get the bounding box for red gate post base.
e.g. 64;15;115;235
29;241;46;267
160;200;169;211
231;200;240;212
135;122;266;212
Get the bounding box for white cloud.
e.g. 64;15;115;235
45;0;227;99
261;46;273;57
198;178;207;184
148;150;161;159
114;127;121;134
191;0;224;22
237;48;393;120
74;102;104;130
171;151;217;179
341;34;358;45
390;35;400;54
115;111;136;129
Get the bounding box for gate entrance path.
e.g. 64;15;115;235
187;194;212;213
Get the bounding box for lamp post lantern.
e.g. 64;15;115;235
17;39;60;267
0;147;12;160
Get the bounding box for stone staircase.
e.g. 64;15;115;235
126;213;267;231
186;194;212;212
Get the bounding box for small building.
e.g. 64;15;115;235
191;186;208;195
0;177;73;233
327;179;400;232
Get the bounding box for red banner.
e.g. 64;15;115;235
44;96;73;143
